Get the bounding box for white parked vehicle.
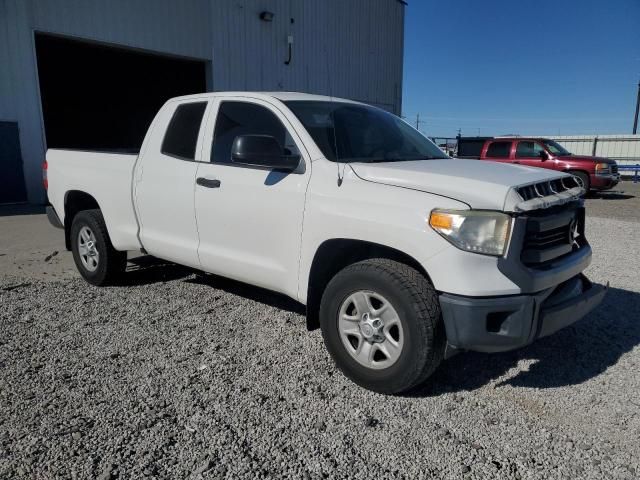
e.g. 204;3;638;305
45;92;607;393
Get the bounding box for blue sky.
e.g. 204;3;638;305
401;0;640;138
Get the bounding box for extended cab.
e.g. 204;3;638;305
456;136;620;193
45;93;607;394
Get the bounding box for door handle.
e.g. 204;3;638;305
196;177;221;188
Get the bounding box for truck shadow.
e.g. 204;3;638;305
586;191;635;200
121;256;195;285
185;272;306;315
121;256;306;314
414;286;640;396
120;255;305;315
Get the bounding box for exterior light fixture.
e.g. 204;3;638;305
259;11;274;21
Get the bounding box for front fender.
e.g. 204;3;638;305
298;161;468;303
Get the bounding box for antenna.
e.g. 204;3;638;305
325;45;344;186
330;111;343;186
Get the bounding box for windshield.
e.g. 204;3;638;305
542;139;571;156
285;101;448;163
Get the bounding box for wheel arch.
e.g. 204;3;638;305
63;190;101;250
564;168;591;175
305;238;432;331
564;169;591;191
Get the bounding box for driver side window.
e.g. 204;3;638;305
211;101;299;164
516;141;546;158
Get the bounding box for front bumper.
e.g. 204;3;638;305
591;173;620;190
440;274;607;354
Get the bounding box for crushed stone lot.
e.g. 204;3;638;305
1;186;639;479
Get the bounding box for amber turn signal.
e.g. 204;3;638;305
429;211;453;230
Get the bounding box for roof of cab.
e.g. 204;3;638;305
168;91;362;105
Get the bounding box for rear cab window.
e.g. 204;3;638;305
485;141;512;159
161;102;208;160
456;139;486;158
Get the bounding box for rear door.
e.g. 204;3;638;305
134;100;209;268
194;97;310;297
514;140;548;169
483;140;513;164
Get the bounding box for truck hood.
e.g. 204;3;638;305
349;158;573;211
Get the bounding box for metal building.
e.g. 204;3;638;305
0;0;405;205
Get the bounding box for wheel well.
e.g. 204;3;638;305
63;191;100;250
305;239;431;331
565;169;591;189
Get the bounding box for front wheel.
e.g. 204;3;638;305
319;259;445;394
70;209;127;286
570;171;590;195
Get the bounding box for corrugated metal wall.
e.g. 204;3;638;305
209;0;403;112
0;0;405;204
29;0;212;60
0;0;46;204
0;0;214;204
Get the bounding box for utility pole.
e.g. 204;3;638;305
633;81;640;135
415;113;420;130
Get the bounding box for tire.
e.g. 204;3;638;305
570;171;590;195
70;209;127;286
319;258;445;394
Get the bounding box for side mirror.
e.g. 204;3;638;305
539;150;549;160
231;135;300;171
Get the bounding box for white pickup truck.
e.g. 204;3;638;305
45;92;607;393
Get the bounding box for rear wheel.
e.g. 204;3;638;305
70;209;127;286
319;258;445;394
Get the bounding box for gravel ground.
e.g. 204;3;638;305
584;180;640;221
1;195;639;479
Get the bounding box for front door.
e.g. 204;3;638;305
194;98;310;298
514;140;548;169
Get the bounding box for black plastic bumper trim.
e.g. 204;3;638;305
440;274;607;354
46;205;64;229
538;278;608;338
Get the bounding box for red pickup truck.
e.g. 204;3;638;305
456;137;620;192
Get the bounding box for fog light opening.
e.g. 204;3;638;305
486;311;513;333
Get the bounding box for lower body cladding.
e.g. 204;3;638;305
440;274;607;355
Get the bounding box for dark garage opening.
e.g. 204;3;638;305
35;33;207;152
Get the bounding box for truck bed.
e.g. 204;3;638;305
46;149;142;251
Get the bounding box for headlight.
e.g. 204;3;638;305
595;163;610;175
429;209;512;256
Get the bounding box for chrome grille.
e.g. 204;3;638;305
517;177;581;202
520;205;585;266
